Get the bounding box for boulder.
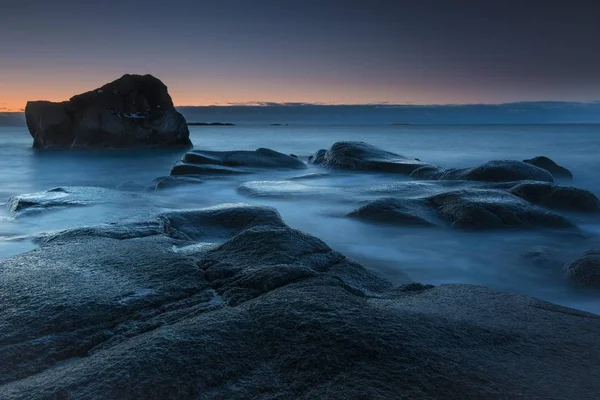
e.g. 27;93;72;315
564;250;600;287
434;160;555;183
348;189;576;230
348;198;434;226
25;74;191;148
429;189;574;229
524;156;573;179
170;148;306;177
311;141;429;174
509;182;600;212
182;148;306;169
1;207;600;398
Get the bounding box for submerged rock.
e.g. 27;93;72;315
524;156;573;179
433;160;555;183
151;176;204;190
509;181;600;212
7;186;144;216
348;189;575;230
311;141;429;174
564;250;600;287
25;74;190;149
1;205;599;398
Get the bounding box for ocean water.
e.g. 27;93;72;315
1;124;600;313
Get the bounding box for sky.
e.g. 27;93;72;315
1;0;599;111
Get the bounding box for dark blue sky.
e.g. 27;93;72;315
1;0;599;110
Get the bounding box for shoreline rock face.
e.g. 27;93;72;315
1;204;600;398
25;74;191;149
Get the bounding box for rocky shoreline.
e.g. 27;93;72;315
2;138;600;398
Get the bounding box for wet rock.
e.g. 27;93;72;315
409;165;445;180
311;141;428;174
308;149;327;165
435;160;554;183
170;163;248;176
1;205;600;399
152;176;204;190
509;181;600;212
348;198;434;226
348;189;576;230
429;189;574;229
7;186;144;216
181;148;306;169
524;156;573;179
25;74;190;149
564;250;600;287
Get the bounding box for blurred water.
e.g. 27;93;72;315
1;124;600;312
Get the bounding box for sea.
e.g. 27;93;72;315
1;124;600;313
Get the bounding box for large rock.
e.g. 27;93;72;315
25;74;191;148
310;141;429;174
524;156;573;179
412;160;555;183
509;182;600;212
1;206;600;398
170;148;306;176
348;189;576;230
348;198;434;226
564;250;600;287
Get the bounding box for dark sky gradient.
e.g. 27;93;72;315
1;0;599;109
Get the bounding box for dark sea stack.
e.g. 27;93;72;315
315;141;428;174
25;74;191;148
1;205;600;398
437;160;554;183
524;156;573;179
565;250;600;287
509;181;600;212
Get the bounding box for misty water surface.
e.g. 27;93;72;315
1;124;599;313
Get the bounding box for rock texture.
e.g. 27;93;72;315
171;148;306;176
524;156;573;179
1;204;600;399
25;74;191;148
564;250;600;287
310;141;429;174
348;189;576;230
7;186;147;216
416;160;555;183
510;181;600;212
